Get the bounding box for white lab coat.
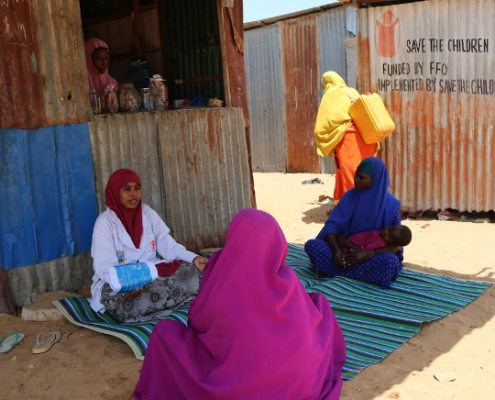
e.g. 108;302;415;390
89;204;198;312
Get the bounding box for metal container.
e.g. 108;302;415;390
89;89;102;114
140;88;154;111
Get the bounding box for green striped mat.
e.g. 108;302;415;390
54;244;491;381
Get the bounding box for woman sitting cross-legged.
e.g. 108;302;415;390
88;169;207;322
305;157;404;289
134;209;346;400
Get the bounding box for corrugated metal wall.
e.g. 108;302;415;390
245;5;352;173
0;0;92;130
281;15;320;173
88;112;165;217
8;252;93;307
88;108;252;252
0;0;46;129
245;25;286;172
0;123;97;270
31;0;93;127
357;0;495;212
318;6;353;95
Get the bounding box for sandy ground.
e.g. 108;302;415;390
1;172;495;400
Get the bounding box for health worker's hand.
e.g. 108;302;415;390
124;288;143;301
193;256;208;272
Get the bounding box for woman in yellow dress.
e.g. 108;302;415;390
314;71;377;204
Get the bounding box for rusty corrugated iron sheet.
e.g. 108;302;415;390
357;0;495;212
219;0;256;206
245;6;351;173
88;108;252;253
245;25;287;172
31;0;93;127
157;108;252;250
0;0;93;130
281;15;320;173
8;252;93;307
88;112;165;217
0;0;46;129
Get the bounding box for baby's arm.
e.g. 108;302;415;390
337;234;360;252
375;245;402;255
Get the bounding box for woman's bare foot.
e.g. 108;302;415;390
315;269;327;279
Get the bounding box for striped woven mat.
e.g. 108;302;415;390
54;244;491;381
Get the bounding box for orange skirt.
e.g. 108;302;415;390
333;123;376;202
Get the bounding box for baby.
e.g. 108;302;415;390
339;225;412;254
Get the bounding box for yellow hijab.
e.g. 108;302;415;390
314;71;359;157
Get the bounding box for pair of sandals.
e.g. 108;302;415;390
0;332;61;354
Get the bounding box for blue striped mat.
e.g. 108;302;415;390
54;244;491;380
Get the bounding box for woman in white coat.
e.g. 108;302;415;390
89;169;207;322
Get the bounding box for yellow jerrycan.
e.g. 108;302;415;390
349;93;395;144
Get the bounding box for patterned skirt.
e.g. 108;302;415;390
100;262;200;322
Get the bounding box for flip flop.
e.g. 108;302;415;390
0;333;25;354
32;332;61;354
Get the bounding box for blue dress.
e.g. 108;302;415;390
305;157;403;289
305;209;403;289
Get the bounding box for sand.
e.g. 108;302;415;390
1;172;495;400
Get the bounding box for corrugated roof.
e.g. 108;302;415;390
244;3;342;30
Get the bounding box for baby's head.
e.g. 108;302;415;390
380;225;412;247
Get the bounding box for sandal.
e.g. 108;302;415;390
32;332;61;354
0;333;25;354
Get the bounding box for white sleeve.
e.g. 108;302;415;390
91;216;119;283
151;210;198;263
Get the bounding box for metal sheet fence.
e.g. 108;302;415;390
8;252;93;307
88;108;252;252
245;5;351;173
31;0;93;127
245;25;286;172
0;124;97;271
0;0;46;129
357;0;495;212
0;0;93;130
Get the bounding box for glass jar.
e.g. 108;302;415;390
149;74;168;111
140;88;154;111
118;83;139;112
89;88;101;114
102;86;119;113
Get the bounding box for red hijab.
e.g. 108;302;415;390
105;169;143;248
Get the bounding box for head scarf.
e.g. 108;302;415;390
105;169;143;248
317;157;401;239
84;38;119;95
321;71;347;89
134;209;346;400
314;71;360;157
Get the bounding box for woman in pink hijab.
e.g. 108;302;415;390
85;38;118;95
134;208;346;400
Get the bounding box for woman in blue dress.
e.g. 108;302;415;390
305;157;404;289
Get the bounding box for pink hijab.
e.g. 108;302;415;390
134;209;346;400
84;38;118;95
